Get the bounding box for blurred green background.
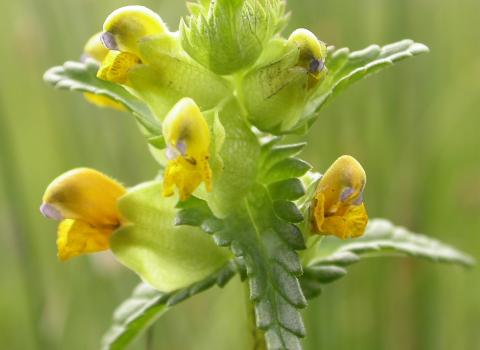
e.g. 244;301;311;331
0;0;479;349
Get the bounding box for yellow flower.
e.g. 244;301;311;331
311;155;368;239
82;32;127;111
40;168;126;261
162;98;212;200
288;28;328;89
102;5;167;56
94;6;166;86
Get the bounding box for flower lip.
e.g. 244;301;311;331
40;203;63;221
101;31;119;51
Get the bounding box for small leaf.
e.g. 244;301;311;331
274;221;306;251
101;263;235;350
311;219;475;266
147;135;166;149
44;59;162;136
268;178;306;201
300;218;475;299
303;265;347;283
175;196;214;227
264;158;312;184
313;251;360;266
273;200;304;223
297;39;430;131
260;143;306;172
299;278;323;300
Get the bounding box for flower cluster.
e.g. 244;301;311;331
41;5;367;267
40;2;465;349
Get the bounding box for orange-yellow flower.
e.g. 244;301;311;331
311;155;368;239
40;168;126;261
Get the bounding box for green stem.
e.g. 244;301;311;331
244;282;266;350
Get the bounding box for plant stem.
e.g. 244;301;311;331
244;282;267;350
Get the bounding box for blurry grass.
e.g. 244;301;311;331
0;0;478;349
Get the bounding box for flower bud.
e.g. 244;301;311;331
288;28;328;89
180;0;287;75
311;155;368;239
240;29;327;132
162;98;212;200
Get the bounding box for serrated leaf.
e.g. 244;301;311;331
312;219;475;266
101;263;235;350
43;59;162;136
297;39;429;131
301;218;475;299
176;184;307;349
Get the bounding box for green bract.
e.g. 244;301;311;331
181;0;288;75
42;2;474;350
111;181;231;292
124;35;232;121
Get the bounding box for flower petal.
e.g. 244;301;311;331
163;156;212;201
83;92;127;111
97;51;141;84
57;219;112;261
321;204;368;239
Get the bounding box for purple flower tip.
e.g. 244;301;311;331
340;187;354;202
101;31;118;51
40;203;63;221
